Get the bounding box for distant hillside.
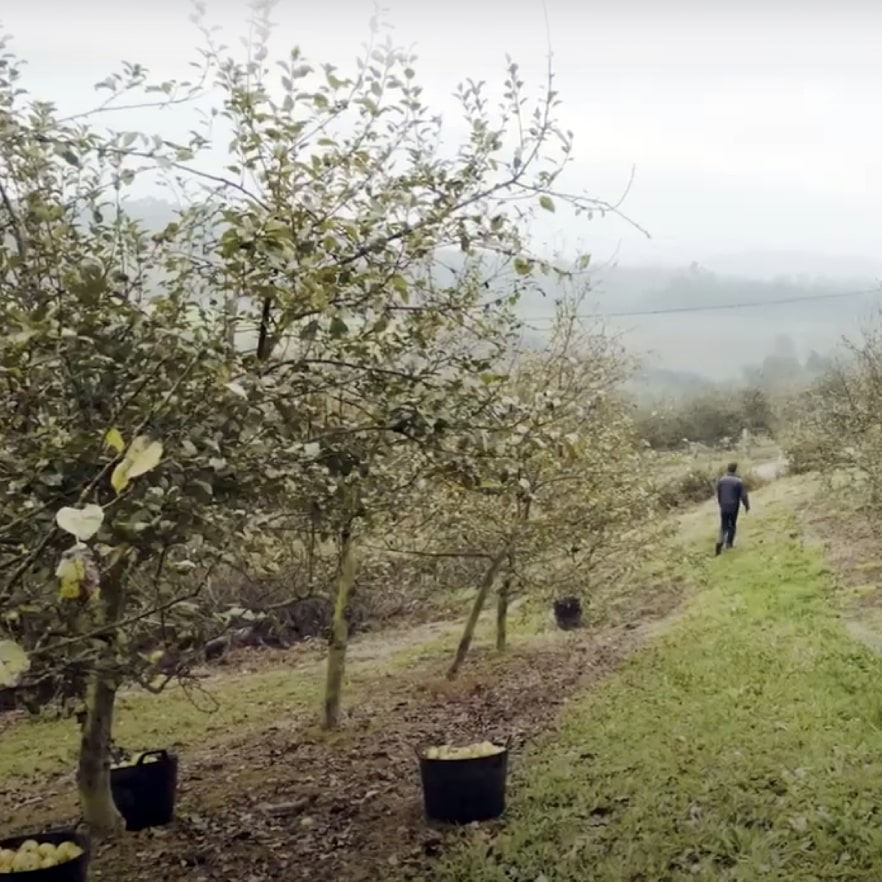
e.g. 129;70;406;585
701;250;882;283
118;197;881;383
625;367;711;403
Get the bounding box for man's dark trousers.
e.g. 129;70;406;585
719;508;739;548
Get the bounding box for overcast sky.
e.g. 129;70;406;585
4;0;882;272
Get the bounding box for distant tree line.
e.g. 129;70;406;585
632;337;834;450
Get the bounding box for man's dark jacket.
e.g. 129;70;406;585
717;474;750;513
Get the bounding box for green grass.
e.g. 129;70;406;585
425;507;882;881
0;665;325;784
0;589;552;785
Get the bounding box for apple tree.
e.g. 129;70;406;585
176;3;628;726
407;292;663;677
0;32;300;832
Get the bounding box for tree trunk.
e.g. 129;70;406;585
224;289;239;350
322;528;356;729
256;295;274;361
495;500;526;654
447;547;508;680
77;672;123;836
76;558;127;836
496;574;511;653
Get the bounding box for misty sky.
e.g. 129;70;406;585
5;0;882;273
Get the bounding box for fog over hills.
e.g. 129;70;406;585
9;0;882;403
124;197;879;390
700;250;882;283
577;261;879;382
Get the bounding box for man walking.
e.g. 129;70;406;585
716;461;750;556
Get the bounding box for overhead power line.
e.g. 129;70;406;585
518;284;882;324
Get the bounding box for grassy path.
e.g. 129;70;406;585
428;502;882;881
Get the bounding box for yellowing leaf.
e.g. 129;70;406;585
55;504;104;542
56;546;102;600
59;580;82;601
0;640;29;688
126;437;163;478
111;462;129;494
103;427;125;455
111;435;164;494
56;556;86;600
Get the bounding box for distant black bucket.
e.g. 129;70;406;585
111;749;179;832
418;743;509;825
553;596;582;630
0;830;90;881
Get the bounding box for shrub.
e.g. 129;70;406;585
656;466;717;510
782;434;833;476
636;386;774;451
655;463;769;511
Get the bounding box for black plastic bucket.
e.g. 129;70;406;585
418;745;509;824
553;596;582;630
0;830;90;881
110;749;179;832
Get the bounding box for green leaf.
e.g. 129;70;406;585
300;319;320;341
191;480;214;500
329;316;349;338
539;195;555;213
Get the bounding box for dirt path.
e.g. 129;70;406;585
753;456;788;481
323;597;526;666
345;619;458;663
200;600;517;677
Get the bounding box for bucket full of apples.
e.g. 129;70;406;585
110;748;179;832
0;831;89;880
417;738;510;825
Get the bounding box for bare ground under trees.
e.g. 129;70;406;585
0;579;684;882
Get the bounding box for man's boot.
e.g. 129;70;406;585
715;542;723;556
